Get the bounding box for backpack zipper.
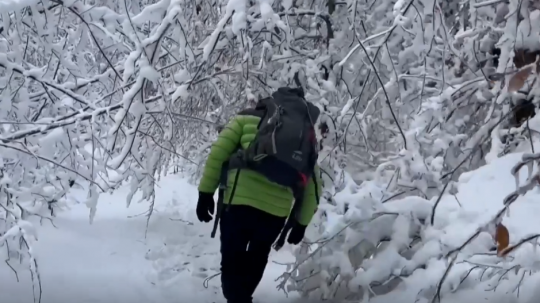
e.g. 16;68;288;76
271;106;284;154
271;128;277;153
297;128;303;150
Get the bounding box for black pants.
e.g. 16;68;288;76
219;205;286;303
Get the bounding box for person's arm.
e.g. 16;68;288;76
198;116;244;194
297;165;323;226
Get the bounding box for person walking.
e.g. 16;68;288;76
196;87;323;303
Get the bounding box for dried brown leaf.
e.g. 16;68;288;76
495;223;510;257
508;66;533;93
514;49;540;68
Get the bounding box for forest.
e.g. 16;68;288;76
1;0;540;302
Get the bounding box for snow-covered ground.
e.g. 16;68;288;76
0;174;306;303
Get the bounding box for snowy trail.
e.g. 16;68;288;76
0;175;308;303
1;202;169;303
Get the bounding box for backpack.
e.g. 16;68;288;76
237;87;321;190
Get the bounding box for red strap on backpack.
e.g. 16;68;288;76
299;173;308;187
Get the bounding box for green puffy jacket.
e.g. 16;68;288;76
198;108;322;227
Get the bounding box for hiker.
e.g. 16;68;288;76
196;87;322;303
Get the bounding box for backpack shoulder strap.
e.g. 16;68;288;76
312;170;320;205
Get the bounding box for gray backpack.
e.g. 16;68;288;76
240;87;321;190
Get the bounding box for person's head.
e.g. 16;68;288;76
276;87;305;99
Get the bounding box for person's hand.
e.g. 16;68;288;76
196;192;214;223
287;221;307;245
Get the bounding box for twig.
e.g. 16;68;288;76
203;272;222;288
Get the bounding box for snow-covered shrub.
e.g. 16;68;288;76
275;0;540;301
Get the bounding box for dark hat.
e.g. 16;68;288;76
276;87;305;99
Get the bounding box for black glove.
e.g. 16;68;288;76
196;192;214;223
287;221;307;245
